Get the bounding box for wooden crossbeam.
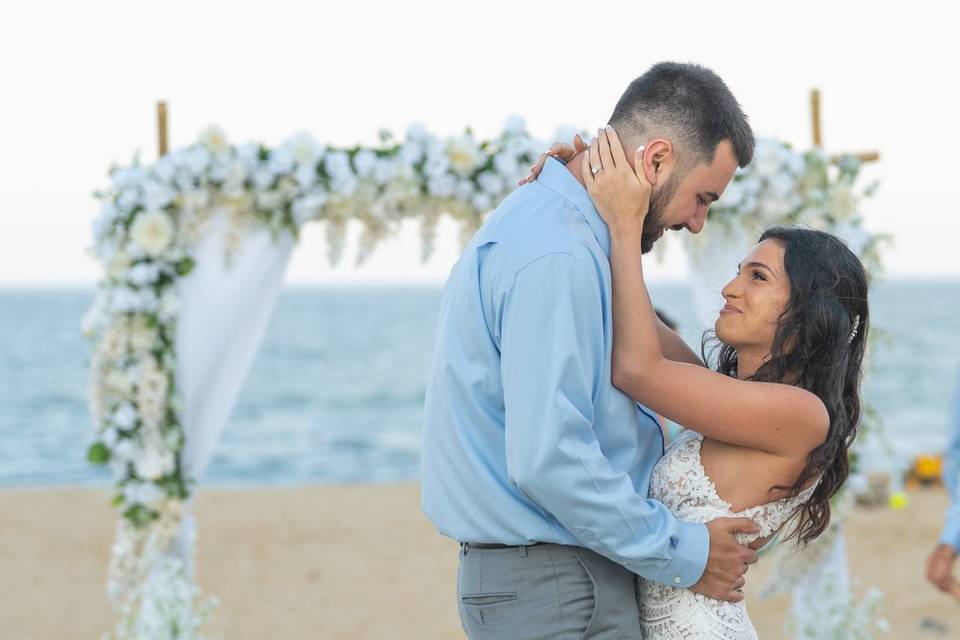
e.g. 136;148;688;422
810;89;879;164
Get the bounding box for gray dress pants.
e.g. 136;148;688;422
457;543;643;639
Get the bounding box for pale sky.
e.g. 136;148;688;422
3;0;958;286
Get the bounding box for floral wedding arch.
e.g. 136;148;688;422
83;117;884;638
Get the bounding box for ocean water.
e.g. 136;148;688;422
1;281;958;487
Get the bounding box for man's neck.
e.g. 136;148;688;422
564;151;588;188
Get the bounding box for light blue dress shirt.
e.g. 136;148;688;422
420;157;709;587
939;369;960;548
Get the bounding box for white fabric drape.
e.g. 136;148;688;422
170;208;296;571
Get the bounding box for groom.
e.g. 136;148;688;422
421;62;759;638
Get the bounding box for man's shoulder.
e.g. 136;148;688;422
481;182;601;276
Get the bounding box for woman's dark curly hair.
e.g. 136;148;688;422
702;226;869;545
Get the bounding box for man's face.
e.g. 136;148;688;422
640;140;739;253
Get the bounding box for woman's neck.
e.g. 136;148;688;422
735;349;767;380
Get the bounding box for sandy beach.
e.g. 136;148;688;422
1;485;957;639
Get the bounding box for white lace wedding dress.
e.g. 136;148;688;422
637;430;819;639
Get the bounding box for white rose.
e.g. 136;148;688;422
183;146;212;175
134;447;176;481
283;131;324;165
454;179;475;201
446;135;482;176
104;368;135;400
130;211;175;258
324;151;353;179
353;150;378;178
142;179;176;210
112;403;138;430
268;147;295;175
399;141;424;164
252;166;276;191
198;126;229;154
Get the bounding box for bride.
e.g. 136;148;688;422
531;128;869;638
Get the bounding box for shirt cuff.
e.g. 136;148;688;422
646;521;710;588
939;519;960;550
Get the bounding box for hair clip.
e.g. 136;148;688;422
848;315;861;344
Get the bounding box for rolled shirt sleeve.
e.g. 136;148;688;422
498;252;709;587
940;370;960;549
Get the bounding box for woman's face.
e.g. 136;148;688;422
715;239;792;352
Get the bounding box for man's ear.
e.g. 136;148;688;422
641;138;674;187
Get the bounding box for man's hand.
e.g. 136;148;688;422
690;517;761;603
926;543;960;600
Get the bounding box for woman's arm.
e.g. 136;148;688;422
584;128;827;456
655;317;704;367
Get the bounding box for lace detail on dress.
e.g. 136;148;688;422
637;430;819;639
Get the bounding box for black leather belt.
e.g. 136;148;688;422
462;542;544;550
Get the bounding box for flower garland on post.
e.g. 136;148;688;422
83;117;569;636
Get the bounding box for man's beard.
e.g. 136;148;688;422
640;170;681;254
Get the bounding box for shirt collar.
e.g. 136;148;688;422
537;156;610;256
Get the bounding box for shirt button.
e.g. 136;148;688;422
673;577;682;584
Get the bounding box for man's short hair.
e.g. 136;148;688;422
608;62;754;169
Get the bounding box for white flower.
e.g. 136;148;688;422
113;403;138;430
268;147;295;175
827;184;857;219
154;155;177;182
101;427;120;448
129;317;158;352
292;192;329;225
471;193;493;212
123;480;167;505
252;166;276;191
198;126;229;154
142;179;176;210
158;290;179;323
331;173;358;197
116;188;141;212
183;146;212;175
127;262;161;287
134;447;176;482
104;368;135;400
399;141;424;164
112;438;135;464
406;122;428;141
283;131;325;166
294;164;317;189
423;149;451;179
112;166;147;191
493;152;519;179
81;295;109;338
446;135;483;176
130;211;175;257
454;179;475;201
504;115;526;135
354;150;378;178
427;174;456;198
477;172;505;197
324;151;353;179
